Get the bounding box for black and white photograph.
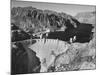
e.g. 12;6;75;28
11;0;96;74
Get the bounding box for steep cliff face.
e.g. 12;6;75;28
11;42;41;74
11;7;80;34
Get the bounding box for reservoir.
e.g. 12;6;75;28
47;23;94;43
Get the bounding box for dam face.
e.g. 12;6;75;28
29;39;69;72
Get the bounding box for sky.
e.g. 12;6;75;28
11;0;96;16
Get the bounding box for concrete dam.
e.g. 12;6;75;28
29;39;69;72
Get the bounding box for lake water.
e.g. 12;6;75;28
47;23;94;43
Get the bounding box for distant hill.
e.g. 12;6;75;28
75;11;96;25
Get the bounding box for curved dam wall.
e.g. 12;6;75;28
29;39;69;72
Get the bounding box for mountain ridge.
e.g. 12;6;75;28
11;6;80;34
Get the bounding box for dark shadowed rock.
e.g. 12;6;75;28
11;42;41;74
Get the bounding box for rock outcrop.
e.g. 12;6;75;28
11;7;80;34
11;42;41;74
